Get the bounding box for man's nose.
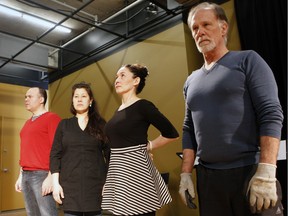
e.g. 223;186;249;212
195;27;205;38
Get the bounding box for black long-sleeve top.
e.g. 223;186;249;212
105;99;179;148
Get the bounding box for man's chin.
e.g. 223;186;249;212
198;46;215;54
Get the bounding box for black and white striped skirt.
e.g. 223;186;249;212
101;144;172;215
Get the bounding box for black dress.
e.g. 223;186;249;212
101;99;179;215
50;116;110;212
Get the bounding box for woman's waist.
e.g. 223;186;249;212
110;143;147;154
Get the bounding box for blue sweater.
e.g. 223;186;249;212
182;50;283;169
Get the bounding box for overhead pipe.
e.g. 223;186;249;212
49;26;95;56
50;0;97;20
49;0;146;56
100;0;146;24
57;1;190;73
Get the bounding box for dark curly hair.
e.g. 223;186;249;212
123;64;149;94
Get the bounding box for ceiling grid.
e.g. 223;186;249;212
0;0;228;88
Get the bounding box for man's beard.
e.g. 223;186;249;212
197;40;216;54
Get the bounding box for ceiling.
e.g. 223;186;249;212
0;0;228;88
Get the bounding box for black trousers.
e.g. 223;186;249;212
137;212;156;216
196;164;283;216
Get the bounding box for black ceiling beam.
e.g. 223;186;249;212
49;12;184;82
9;0;230;85
148;0;178;15
127;7;183;37
58;37;126;72
0;0;95;70
0;29;86;57
0;56;55;71
58;2;190;71
52;0;225;79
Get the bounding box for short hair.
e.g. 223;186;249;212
187;2;229;44
38;88;47;105
187;2;229;30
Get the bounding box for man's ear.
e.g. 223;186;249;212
221;21;228;36
39;96;45;104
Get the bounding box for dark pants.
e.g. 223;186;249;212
135;212;155;216
196;164;283;216
64;211;101;216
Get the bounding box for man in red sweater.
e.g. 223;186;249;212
15;87;61;216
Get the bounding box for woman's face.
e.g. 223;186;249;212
72;88;92;114
114;66;139;95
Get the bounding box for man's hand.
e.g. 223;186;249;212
15;174;22;192
247;163;277;213
179;173;195;205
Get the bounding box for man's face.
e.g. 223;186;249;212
190;8;227;54
24;88;43;113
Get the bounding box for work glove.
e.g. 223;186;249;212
179;173;195;206
247;163;277;213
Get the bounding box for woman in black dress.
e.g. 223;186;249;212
101;64;179;216
50;82;110;216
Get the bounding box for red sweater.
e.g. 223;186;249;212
20;112;61;171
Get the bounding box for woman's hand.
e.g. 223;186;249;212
53;183;64;204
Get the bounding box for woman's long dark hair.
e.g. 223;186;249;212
70;82;108;142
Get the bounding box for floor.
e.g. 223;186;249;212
0;209;63;216
0;209;112;215
0;209;32;216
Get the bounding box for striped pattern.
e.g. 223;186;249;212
101;144;172;215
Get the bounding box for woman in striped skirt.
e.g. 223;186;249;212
101;64;179;216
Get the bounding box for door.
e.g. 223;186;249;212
0;116;25;211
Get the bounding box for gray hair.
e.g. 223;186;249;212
187;2;229;44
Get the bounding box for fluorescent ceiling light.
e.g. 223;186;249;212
23;14;71;33
0;5;22;17
0;4;71;33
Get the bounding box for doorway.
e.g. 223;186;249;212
0;116;25;211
